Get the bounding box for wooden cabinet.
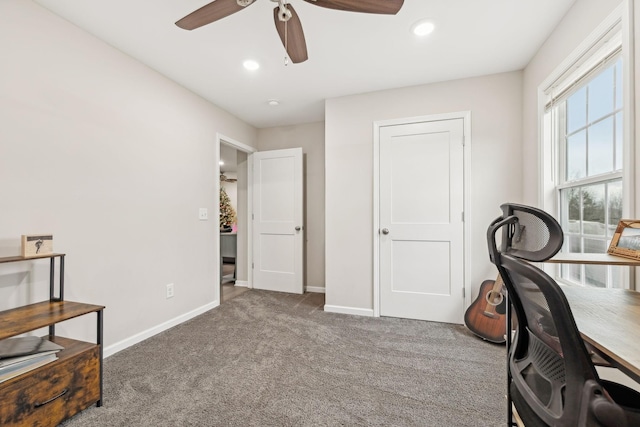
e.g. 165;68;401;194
0;254;104;427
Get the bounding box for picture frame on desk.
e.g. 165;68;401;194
608;220;640;260
21;234;53;258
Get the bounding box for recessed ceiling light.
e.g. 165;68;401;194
219;161;224;166
412;20;435;37
268;99;280;106
243;60;260;71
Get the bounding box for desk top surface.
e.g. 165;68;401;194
547;252;640;265
562;286;640;382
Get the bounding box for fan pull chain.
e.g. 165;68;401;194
284;19;289;66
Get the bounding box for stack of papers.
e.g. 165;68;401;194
0;336;64;383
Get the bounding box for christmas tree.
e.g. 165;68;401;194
219;187;236;229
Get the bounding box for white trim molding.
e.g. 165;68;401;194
324;304;374;317
103;301;219;358
305;286;326;293
216;133;257;291
234;280;249;288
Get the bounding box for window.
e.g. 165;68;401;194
541;16;629;288
557;58;623;288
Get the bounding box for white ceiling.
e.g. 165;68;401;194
220;143;238;173
34;0;576;129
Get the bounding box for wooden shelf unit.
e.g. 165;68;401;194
0;253;104;427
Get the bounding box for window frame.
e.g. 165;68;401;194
537;3;636;289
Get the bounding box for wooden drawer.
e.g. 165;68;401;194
0;339;100;427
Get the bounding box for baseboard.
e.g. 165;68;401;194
323;304;373;317
103;300;220;358
233;281;322;292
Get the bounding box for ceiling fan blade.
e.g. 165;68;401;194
176;0;254;30
273;5;308;64
303;0;403;15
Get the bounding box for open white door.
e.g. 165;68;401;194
251;148;304;294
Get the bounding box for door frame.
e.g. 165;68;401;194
372;111;472;319
216;133;257;302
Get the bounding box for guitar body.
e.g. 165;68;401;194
464;278;507;344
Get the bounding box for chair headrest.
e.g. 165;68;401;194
488;203;564;263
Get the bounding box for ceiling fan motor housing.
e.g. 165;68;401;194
237;0;254;6
278;6;292;22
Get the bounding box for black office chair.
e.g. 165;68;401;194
487;203;640;426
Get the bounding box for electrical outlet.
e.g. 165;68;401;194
166;283;174;299
199;208;208;220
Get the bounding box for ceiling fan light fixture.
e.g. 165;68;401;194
412;20;435;37
243;59;260;71
237;0;254;6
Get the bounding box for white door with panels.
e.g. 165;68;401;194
379;119;465;323
251;148;304;294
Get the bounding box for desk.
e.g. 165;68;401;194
545;252;640;381
220;232;237;283
220;232;237;259
508;255;640;426
562;286;640;383
507;252;640;425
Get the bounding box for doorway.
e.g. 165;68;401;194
216;136;306;303
373;112;471;323
217;134;255;304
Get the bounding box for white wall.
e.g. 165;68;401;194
0;0;257;351
324;72;523;313
257;122;326;291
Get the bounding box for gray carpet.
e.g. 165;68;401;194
61;290;507;426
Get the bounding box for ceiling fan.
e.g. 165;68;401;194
175;0;404;64
220;173;237;183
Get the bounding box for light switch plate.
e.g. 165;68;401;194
199;208;208;220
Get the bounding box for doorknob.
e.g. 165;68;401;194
295;226;301;231
381;228;390;235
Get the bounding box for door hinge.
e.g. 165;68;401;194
252;213;254;220
462;287;465;298
252;262;254;269
462;135;465;146
461;211;464;222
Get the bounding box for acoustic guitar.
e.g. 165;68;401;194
464;274;508;344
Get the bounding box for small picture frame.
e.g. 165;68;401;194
21;234;54;258
607;220;640;260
